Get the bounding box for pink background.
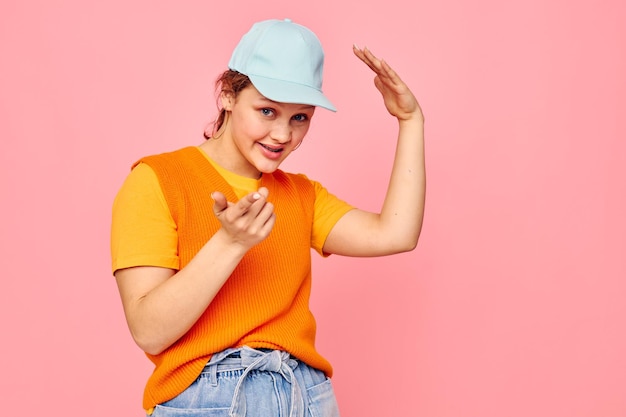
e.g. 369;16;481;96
1;0;624;416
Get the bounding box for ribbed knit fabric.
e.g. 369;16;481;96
136;147;332;411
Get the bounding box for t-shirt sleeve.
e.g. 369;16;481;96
110;162;179;274
309;179;354;256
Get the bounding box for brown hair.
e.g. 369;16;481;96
204;70;252;139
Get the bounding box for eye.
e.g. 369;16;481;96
260;108;274;117
292;113;309;122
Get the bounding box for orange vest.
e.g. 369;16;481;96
136;147;332;410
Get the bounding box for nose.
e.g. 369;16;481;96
269;120;292;144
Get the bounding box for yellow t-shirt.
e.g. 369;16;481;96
111;147;353;273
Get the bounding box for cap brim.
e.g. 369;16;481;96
248;75;337;112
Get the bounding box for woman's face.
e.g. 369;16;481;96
221;85;315;178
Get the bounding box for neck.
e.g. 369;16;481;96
198;138;262;179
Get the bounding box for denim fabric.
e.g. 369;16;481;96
150;346;340;417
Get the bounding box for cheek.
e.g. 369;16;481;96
293;124;311;142
232;113;266;139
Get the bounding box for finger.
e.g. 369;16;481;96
358;46;405;85
256;200;275;224
211;191;228;217
243;187;270;218
242;191;264;212
378;59;408;90
255;203;277;235
227;189;269;221
356;47;405;95
261;211;277;234
257;186;269;199
234;198;275;241
353;44;379;73
361;47;391;79
368;57;402;88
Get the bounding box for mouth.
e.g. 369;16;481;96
259;143;284;153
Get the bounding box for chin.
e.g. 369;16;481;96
259;166;280;175
255;161;284;174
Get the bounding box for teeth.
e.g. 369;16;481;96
261;144;282;153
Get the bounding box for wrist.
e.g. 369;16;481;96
397;107;424;123
209;229;251;257
398;113;425;128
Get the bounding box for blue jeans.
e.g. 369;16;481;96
150;346;341;417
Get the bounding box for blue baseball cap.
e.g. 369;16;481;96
228;18;336;112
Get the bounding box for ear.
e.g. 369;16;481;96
220;91;234;111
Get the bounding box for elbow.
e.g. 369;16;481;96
384;218;423;254
373;230;420;256
140;344;166;357
398;237;419;253
404;224;423;252
393;231;420;253
131;330;170;356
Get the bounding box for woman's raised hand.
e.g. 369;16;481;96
353;45;424;123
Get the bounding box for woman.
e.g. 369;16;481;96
111;18;425;416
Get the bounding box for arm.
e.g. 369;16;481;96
323;46;426;257
115;188;275;355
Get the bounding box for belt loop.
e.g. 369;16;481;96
210;361;218;387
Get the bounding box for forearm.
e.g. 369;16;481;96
322;116;425;257
119;230;248;355
378;116;426;251
118;188;275;355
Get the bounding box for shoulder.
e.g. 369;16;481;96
116;162;160;198
114;162;167;216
